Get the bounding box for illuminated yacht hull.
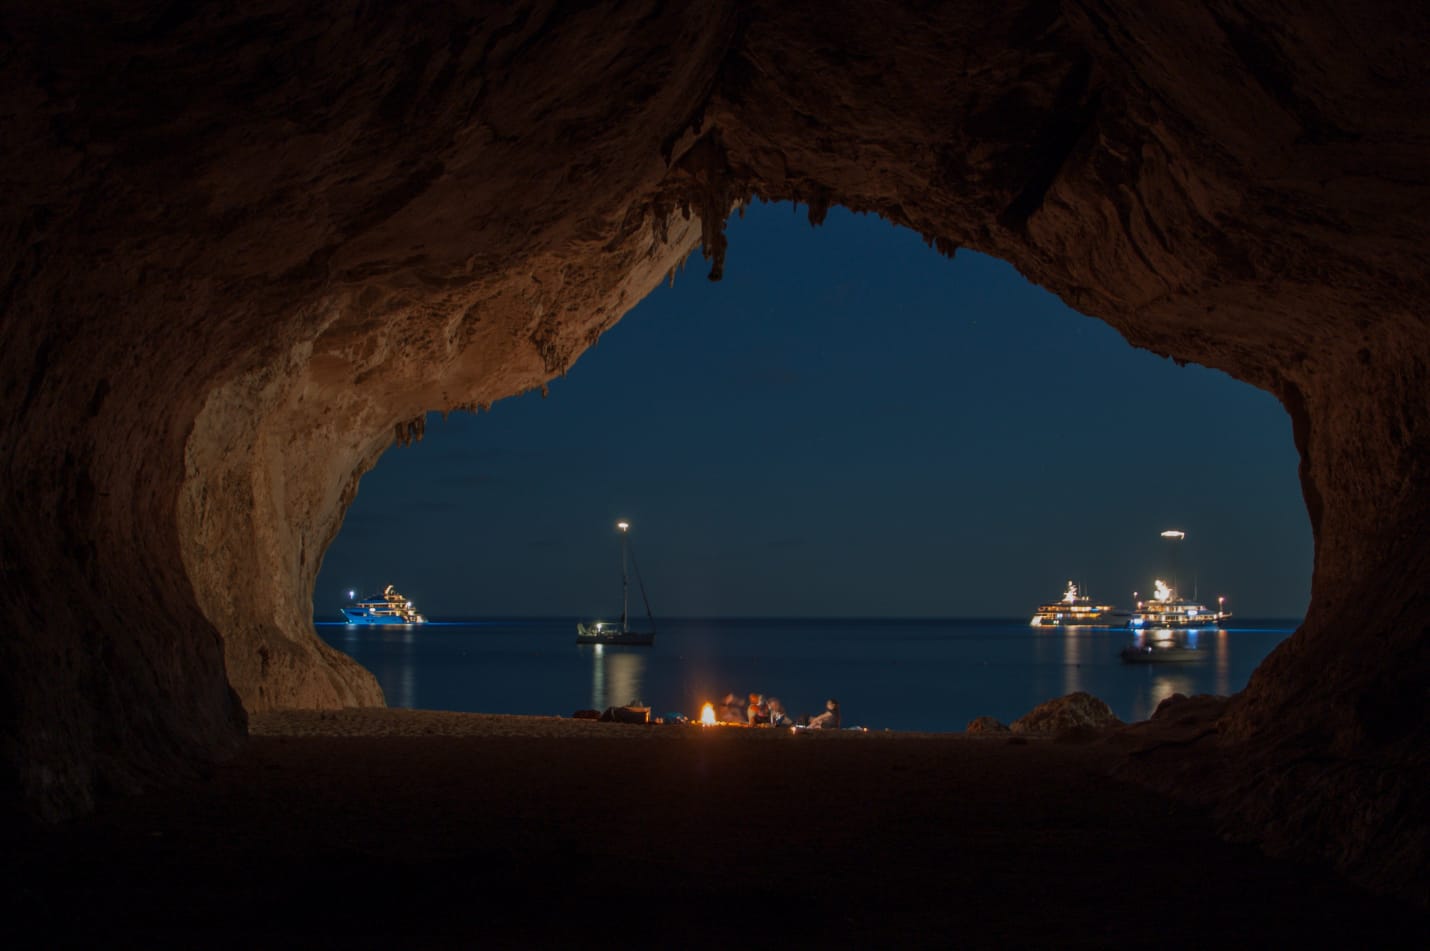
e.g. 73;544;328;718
340;585;426;626
1129;569;1230;630
1127;601;1230;629
1029;582;1125;627
1029;602;1123;627
340;608;426;626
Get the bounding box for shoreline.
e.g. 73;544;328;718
248;707;1001;739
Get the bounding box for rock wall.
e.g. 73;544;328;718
2;0;1425;895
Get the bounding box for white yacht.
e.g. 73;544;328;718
341;585;427;626
1128;579;1230;629
1030;581;1123;627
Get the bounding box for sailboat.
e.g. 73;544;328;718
576;520;656;646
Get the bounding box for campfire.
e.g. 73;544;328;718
700;702;716;726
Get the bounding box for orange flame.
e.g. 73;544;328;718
700;702;716;726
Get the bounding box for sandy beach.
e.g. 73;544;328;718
5;709;1424;948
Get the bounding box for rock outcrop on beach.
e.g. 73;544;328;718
966;716;1011;735
1011;692;1123;735
2;0;1427;902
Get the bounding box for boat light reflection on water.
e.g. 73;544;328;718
1121;625;1234;720
1147;671;1197;712
1062;630;1083;697
587;643;647;711
1034;622;1236;722
340;623;417;708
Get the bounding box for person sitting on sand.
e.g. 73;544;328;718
746;692;769;725
806;698;840;730
720;693;746;724
766;697;792;728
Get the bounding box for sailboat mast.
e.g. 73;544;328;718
617;520;630;632
1161;529;1185;600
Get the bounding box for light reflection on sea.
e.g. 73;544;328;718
318;617;1298;732
588;644;647;712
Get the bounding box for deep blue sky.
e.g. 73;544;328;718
316;203;1312;619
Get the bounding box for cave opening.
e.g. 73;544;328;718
312;202;1311;729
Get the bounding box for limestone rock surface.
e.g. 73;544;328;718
1011;692;1123;735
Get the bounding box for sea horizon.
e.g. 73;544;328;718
318;613;1305;624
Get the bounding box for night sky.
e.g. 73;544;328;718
315;203;1312;620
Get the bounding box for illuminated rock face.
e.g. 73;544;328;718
1;1;1425;894
1011;692;1122;735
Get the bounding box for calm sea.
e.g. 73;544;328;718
316;617;1298;732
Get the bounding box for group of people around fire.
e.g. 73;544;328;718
717;692;840;730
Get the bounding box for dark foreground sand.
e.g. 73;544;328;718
4;709;1425;949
